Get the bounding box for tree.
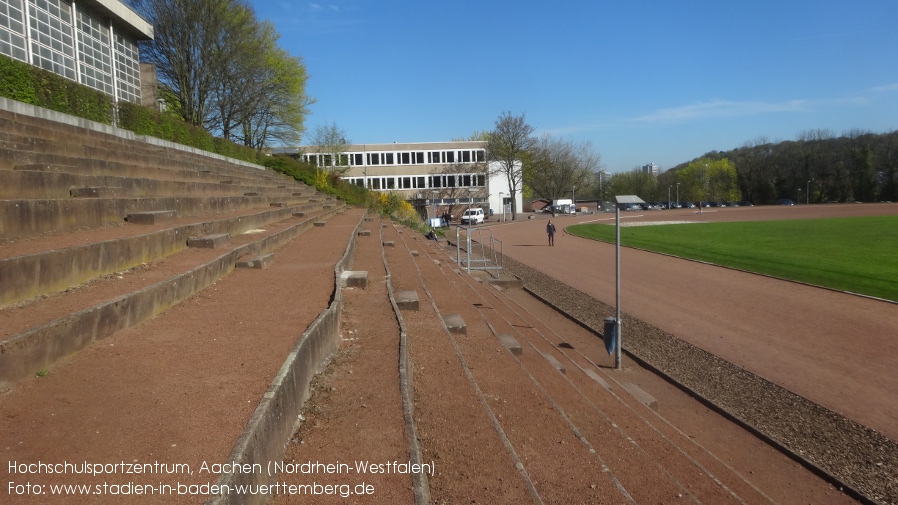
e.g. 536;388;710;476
306;122;351;174
131;0;312;150
487;112;536;220
527;135;601;201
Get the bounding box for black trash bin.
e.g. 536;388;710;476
603;317;617;356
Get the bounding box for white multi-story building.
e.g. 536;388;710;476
270;141;522;221
0;0;153;103
642;162;660;176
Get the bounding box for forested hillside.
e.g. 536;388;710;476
665;130;898;204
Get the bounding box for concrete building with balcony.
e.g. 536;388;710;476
0;0;153;104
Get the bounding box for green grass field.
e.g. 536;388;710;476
567;215;898;302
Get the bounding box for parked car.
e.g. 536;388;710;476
644;201;663;210
681;201;696;208
460;208;485;224
737;201;754;207
777;199;794;205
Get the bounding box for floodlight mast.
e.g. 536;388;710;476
611;195;645;370
615;204;622;369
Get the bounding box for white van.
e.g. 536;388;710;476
460;208;484;225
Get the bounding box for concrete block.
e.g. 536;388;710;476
395;290;419;311
70;186;123;198
187;233;230;248
498;334;523;356
323;204;332;209
126;210;177;225
340;270;368;289
487;278;524;289
364;216;374;221
411;250;419;256
583;369;612;391
270;202;288;207
236;253;274;269
621;383;658;411
383;241;395;247
314;221;326;227
542;352;566;374
357;230;371;237
293;212;305;218
443;314;466;335
292;192;304;196
432;259;441;266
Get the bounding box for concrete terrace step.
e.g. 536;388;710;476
0;202;343;308
382;224;796;504
0;194;322;240
0;168;311;200
0;204;348;385
0;209;365;501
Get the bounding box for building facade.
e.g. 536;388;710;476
642;163;660;176
271;141;522;221
0;0;153;103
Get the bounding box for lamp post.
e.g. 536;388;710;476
572;186;576;211
676;182;680;207
797;188;802;204
667;186;671;209
807;180;810;205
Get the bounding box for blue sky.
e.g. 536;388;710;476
249;1;898;173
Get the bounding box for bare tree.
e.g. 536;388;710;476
306;122;352;174
527;135;602;200
487;112;536;220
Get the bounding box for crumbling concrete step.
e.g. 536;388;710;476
188;233;231;248
541;351;567;374
69;186;125;198
236;253;274;269
443;314;466;334
340;270;368;289
126;210;177;225
395;290;419;311
498;334;523;356
621;382;659;412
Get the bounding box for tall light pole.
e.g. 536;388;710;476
667;186;671;209
676;182;680;207
807;180;810;205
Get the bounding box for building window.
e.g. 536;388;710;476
113;31;140;103
29;0;77;80
416;176;425;188
0;0;28;61
414;152;424;164
384;152;394;165
353;153;363;166
76;5;113;95
445;151;455;163
476;150;485;162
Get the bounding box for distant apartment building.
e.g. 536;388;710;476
642;163;660;176
270;141;522;220
0;0;153;103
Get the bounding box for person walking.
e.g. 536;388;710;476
546;220;556;246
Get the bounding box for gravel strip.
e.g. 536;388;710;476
498;252;898;505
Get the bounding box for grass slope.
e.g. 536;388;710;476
568;216;898;302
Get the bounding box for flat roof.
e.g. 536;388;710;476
82;0;153;40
